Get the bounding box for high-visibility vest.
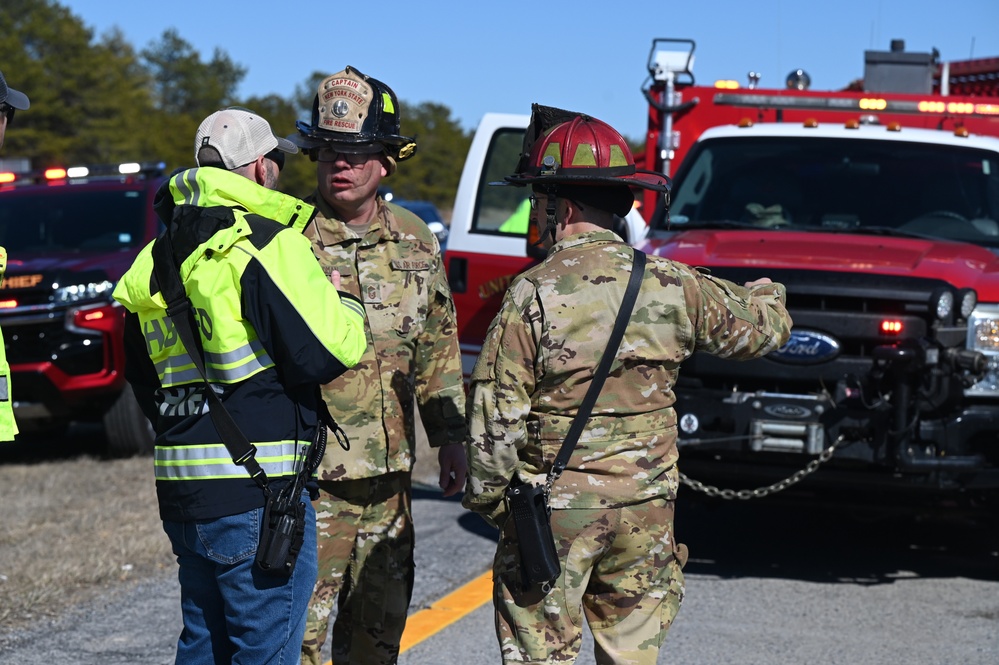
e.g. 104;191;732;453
0;246;17;442
115;168;366;486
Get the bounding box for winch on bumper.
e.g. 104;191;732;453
678;391;830;455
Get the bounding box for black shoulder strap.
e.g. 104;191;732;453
548;248;646;484
150;231;270;492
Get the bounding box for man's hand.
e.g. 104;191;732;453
438;443;468;498
331;269;342;290
744;277;773;288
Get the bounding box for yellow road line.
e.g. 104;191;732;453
400;570;493;652
323;570;493;665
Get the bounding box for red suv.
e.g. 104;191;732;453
0;162;165;455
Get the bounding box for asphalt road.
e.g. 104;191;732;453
1;444;997;664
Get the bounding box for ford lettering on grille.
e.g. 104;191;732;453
770;330;840;364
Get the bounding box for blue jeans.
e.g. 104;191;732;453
163;495;318;665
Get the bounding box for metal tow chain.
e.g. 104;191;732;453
678;434;847;500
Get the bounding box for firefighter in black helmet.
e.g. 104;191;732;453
291;65;417;171
291;67;468;665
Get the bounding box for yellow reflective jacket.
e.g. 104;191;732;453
0;246;17;441
114;168;367;521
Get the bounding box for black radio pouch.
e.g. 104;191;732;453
505;481;560;590
255;398;337;578
256;483;307;577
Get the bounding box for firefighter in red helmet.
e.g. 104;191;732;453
506;110;670;247
463;105;793;664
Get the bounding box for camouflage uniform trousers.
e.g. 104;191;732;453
302;472;415;665
493;497;686;664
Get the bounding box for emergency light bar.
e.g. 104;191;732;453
0;161;166;188
714;92;999;118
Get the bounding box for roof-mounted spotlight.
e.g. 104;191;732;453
786;69;811;90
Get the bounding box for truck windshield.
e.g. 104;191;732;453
0;189;148;253
658;136;999;247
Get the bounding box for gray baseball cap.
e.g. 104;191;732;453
195;108;297;169
0;69;30;110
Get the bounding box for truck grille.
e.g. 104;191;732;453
2;315;106;375
683;268;951;391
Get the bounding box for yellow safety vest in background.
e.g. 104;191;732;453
0;246;18;440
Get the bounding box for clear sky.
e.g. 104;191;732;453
58;0;999;141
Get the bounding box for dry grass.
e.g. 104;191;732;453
0;455;172;630
0;415;439;635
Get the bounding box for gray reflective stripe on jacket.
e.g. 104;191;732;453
172;169;202;207
153;440;305;480
155;339;274;387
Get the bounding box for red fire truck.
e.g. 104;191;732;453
444;38;999;505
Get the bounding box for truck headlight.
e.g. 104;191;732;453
959;288;977;320
966;304;999;396
930;288;954;321
53;280;115;304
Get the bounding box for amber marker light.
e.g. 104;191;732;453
859;97;888;111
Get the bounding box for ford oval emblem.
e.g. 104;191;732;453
763;404;812;419
770;330;840;365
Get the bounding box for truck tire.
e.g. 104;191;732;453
102;385;155;458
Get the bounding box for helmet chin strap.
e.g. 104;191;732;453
532;184;559;247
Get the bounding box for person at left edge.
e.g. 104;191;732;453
112;107;367;665
0;67;30;441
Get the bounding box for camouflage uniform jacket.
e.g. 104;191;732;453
463;230;792;526
304;194;467;480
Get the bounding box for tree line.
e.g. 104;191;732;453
0;0;471;210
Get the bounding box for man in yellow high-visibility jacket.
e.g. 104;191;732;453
114;108;367;664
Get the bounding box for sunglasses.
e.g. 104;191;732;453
264;148;285;172
0;102;14;124
530;193;584;212
316;145;383;165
